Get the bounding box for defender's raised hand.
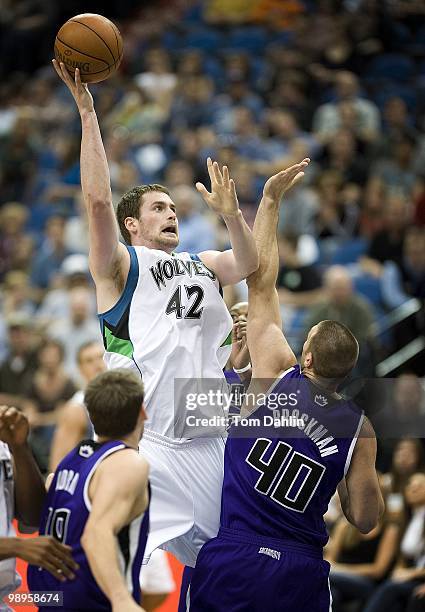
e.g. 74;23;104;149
196;158;239;218
263;158;310;202
0;406;29;448
52;60;94;114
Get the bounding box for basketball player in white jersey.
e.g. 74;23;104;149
0;406;78;609
49;341;105;471
52;61;258;567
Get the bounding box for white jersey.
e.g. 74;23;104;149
0;442;21;609
99;246;233;441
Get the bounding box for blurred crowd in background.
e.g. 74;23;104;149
1;1;425;607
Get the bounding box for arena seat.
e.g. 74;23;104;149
330;238;368;265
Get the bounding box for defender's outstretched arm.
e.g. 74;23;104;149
247;160;310;380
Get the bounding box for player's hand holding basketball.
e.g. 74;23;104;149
263;158;310;202
196;157;240;218
0;405;29;448
52;60;94;114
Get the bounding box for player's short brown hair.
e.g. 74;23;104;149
309;320;359;380
116;184;170;244
84;369;144;438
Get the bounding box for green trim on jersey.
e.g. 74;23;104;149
220;330;232;347
104;326;134;359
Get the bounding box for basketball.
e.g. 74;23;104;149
54;13;123;84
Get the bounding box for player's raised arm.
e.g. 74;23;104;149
247;160;310;381
52;61;129;289
337;417;384;534
197;158;258;286
81;450;149;612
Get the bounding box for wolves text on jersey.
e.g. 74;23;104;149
149;257;216;290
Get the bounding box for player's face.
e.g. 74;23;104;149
230;302;248;322
405;473;425;506
134;192;179;253
78;343;105;383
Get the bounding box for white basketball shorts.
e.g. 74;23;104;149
139;431;226;568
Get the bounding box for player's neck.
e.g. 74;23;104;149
131;238;175;255
302;369;339;395
97;431;140;450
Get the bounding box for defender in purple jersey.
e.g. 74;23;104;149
28;369;149;612
189;161;384;612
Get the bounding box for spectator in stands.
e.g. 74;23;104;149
0;202;29;280
170;75;215;130
320;128;368;186
362;193;413;274
134;48;177;106
312;71;380;144
374;97;418;160
314;170;360;239
379;226;425;311
36;254;95;328
368;132;420;198
164;159;196;189
0;314;37;411
64;194;89;256
49;287;100;381
30;215;73;292
374;374;425;439
380;439;425;526
327;510;400;611
105;86;169;145
305;266;375;374
172;185;219;254
0;114;37;203
2;271;35;320
277;232;323;308
26;338;76;471
364;473;425;612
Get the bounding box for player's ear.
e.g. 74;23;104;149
124;216;138;235
140;403;148;422
304;351;313;369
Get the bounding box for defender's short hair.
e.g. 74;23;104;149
116;184;170;244
84;369;144;438
309;320;359;380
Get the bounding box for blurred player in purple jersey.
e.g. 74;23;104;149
189;161;384;612
28;369;149;612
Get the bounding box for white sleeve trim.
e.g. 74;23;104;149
83;444;126;511
344;412;365;476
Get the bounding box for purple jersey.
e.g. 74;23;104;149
28;439;149;611
221;365;364;549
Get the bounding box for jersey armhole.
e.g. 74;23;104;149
265;365;298;395
83;444;126;511
344;412;365;476
97;245;139;319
